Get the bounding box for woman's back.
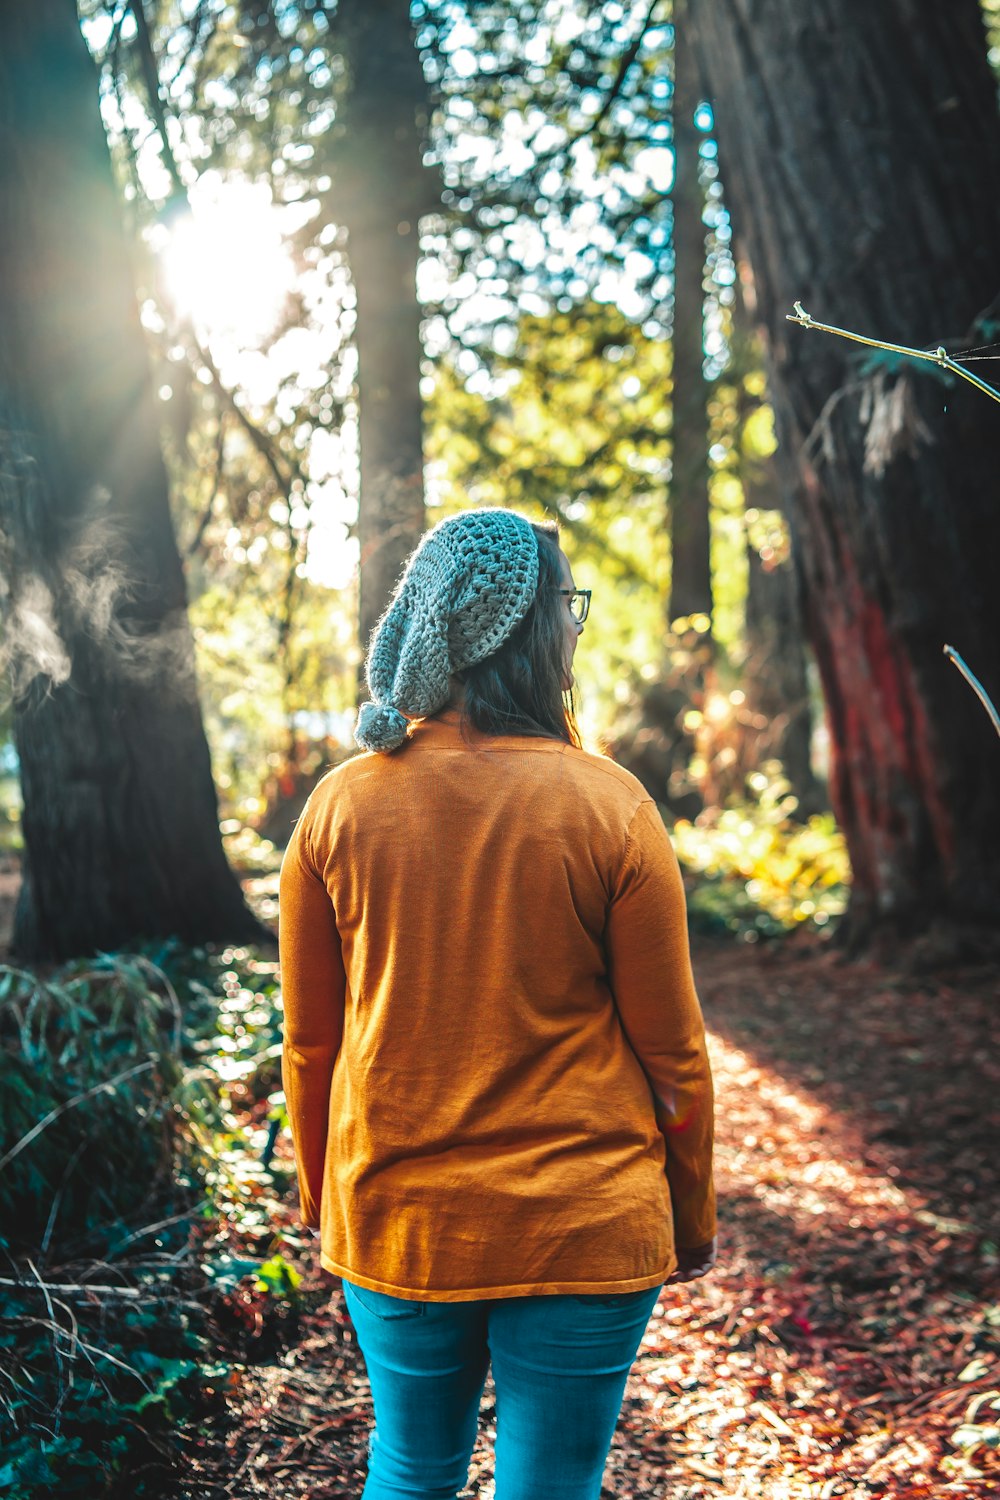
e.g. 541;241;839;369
280;707;715;1300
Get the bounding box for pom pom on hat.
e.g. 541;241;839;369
354;508;540;754
355;700;409;753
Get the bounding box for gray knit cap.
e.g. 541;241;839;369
354;508;540;752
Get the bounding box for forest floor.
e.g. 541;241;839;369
176;929;1000;1500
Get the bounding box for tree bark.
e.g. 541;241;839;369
687;0;1000;936
331;0;438;678
0;0;263;960
668;1;714;628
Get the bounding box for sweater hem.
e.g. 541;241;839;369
318;1253;679;1301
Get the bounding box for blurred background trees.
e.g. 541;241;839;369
0;0;998;952
0;1;262;958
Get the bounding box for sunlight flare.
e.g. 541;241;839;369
154;178;296;346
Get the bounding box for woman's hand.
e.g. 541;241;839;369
666;1236;717;1284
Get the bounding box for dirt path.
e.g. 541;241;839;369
178;936;998;1499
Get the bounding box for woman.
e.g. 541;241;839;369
279;507;717;1500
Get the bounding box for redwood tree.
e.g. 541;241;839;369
686;0;1000;936
0;1;263;960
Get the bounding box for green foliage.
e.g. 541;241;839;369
79;3;722;752
0;954;209;1258
192;566;356;823
254;1252;303;1296
414;1;695;315
426;301;674;737
673;769;850;939
0;943;298;1496
0;1297;217;1497
0;1434;127;1498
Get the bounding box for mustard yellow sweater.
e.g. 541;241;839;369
278;709;716;1301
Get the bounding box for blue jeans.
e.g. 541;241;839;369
341;1279;663;1499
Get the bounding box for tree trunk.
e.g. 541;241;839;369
0;1;263;961
332;0;437;678
687;0;1000;937
732;270;824;815
742;457;825;817
668;1;713;628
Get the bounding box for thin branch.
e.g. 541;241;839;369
0;1060;155;1173
25;1258;65;1420
185;411;228;558
517;0;666;174
575;0;662;142
106;1;317;674
944;646;1000;740
0;1277;134;1298
194;337;310;498
786;303;1000;406
109;11;148;213
787;312;1000;747
163;0;213;93
127;0;188;200
0;1272;206;1313
277;490;315;756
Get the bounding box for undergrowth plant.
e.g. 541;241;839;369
672;767;850;940
1;953;203;1258
0;943;299;1499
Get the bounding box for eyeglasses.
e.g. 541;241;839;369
558;588;591;624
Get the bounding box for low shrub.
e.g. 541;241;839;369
0;953;217;1260
0;943;296;1498
672;770;850;939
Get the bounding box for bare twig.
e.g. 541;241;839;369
116;0;316;539
518;0;665;172
0;1275;205;1312
0;1276;140;1298
786;302;1000;406
576;0;662;142
193;336;310;497
0;1060;155;1173
944;645;1000;740
162;0;213;93
186;411;228;558
787;308;1000;750
127;0;188;201
25;1259;66;1430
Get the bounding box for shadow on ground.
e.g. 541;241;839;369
174;934;998;1499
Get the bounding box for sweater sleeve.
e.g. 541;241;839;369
278;806;346;1229
604;799;717;1249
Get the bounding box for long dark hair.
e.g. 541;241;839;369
454;522;582;747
